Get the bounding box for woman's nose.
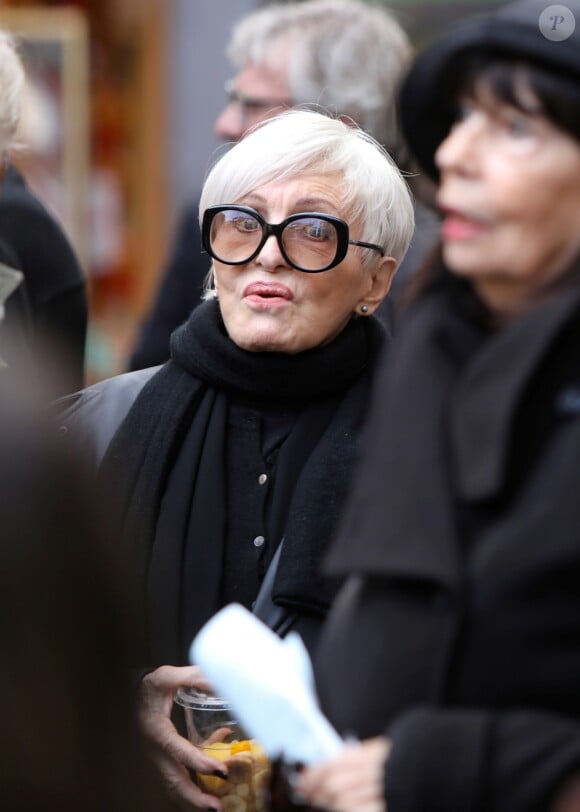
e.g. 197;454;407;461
435;113;483;174
255;234;287;270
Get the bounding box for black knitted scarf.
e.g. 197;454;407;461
100;300;385;664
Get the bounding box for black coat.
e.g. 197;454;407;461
0;166;87;395
315;275;580;812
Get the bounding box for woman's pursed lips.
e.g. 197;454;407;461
243;281;294;300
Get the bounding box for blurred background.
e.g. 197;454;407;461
0;0;505;384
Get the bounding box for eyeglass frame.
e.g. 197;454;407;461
224;79;294;127
201;204;386;273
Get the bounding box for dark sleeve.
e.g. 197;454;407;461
128;200;210;370
0;173;88;395
0;238;34;368
1;274;87;398
35;284;88;395
385;707;580;812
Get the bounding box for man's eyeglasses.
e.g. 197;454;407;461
224;79;293;126
202;205;385;273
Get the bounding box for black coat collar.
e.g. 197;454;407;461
450;286;580;501
325;277;580;586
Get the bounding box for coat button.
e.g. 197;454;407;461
253;535;265;548
258;473;268;485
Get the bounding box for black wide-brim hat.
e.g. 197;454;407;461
399;0;580;180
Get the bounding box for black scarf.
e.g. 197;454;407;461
100;300;385;664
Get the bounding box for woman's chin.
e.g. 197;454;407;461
443;244;488;280
224;311;335;354
228;325;293;354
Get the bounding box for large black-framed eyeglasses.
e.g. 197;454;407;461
202;205;385;273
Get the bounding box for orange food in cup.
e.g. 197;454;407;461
231;740;252;754
197;739;270;812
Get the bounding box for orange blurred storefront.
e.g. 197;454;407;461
0;0;169;380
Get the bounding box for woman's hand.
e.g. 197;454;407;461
139;664;229;811
295;737;391;812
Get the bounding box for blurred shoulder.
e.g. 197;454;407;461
53;366;161;468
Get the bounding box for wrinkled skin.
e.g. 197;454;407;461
296;737;391;812
139;665;229;811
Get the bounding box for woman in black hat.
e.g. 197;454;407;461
296;2;580;811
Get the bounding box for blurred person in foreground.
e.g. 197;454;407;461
0;385;171;811
128;0;437;371
58;109;414;810
292;3;580;812
0;29;87;396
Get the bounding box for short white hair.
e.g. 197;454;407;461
0;30;24;161
200;109;414;283
227;0;412;162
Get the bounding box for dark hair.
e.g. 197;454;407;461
450;51;580;143
0;392;171;811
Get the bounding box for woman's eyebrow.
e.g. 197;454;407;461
294;197;340;212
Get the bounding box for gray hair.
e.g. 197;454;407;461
0;30;24;162
227;0;412;164
200;109;414;295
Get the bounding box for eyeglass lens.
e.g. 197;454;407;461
209;209;340;271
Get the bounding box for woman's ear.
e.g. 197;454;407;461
356;256;398;315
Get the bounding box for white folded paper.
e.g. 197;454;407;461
190;603;343;765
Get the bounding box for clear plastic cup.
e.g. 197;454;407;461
175;687;271;812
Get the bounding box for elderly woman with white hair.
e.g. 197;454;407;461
0;29;87;395
58;109;413;809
